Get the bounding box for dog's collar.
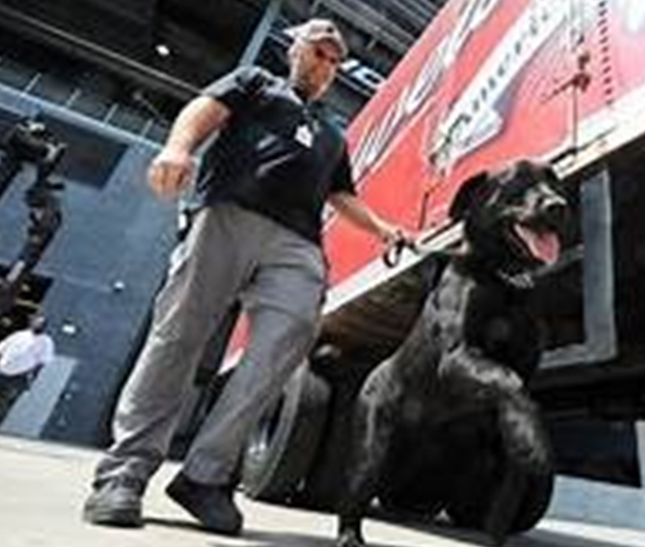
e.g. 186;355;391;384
495;270;535;290
458;254;536;290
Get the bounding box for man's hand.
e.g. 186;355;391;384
379;223;418;267
25;364;43;389
148;148;195;198
377;222;415;249
328;192;418;264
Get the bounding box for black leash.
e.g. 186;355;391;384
382;238;419;268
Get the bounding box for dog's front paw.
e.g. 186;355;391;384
337;530;365;547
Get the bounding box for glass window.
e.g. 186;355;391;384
30;73;74;104
68;90;112;120
108;104;149;134
0;57;38;90
145;119;171;143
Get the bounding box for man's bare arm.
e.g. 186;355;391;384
148;96;231;198
328;191;413;246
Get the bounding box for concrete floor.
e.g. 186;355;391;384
2;434;645;547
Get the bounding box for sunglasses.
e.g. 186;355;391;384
310;43;343;67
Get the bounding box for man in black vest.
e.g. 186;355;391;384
84;19;411;535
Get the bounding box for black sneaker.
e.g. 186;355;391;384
165;472;243;535
83;477;144;527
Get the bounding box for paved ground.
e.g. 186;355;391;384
2;434;645;547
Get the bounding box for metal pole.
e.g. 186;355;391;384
238;0;284;67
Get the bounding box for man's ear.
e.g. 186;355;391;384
449;170;496;221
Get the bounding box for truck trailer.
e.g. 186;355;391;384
232;0;645;531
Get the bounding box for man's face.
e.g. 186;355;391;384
289;39;342;100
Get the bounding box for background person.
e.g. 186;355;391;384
83;18;413;535
0;314;55;423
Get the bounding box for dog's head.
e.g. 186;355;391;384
449;160;570;273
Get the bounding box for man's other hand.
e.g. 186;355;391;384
148;148;195;198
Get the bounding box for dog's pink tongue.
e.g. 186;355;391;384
515;225;560;265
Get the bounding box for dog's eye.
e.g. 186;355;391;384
512;177;543;200
504;185;530;204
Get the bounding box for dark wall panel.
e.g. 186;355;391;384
0;102;177;446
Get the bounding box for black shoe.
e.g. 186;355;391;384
83;477;144;528
165;472;243;535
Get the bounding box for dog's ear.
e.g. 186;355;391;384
449;171;497;221
539;162;562;187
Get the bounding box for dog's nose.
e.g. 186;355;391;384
541;193;569;227
310;343;342;366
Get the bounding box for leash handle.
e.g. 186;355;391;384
382;238;418;268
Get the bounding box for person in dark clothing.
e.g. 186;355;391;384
83;18;411;535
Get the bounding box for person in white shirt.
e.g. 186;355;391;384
0;314;55;422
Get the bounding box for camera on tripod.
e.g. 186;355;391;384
0;115;67;315
2;117;66;182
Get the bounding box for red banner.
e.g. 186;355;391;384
325;0;645;285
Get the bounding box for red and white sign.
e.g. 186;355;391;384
325;0;645;287
225;0;645;365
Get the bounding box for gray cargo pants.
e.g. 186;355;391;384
94;202;326;488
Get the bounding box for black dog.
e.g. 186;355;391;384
336;160;570;547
